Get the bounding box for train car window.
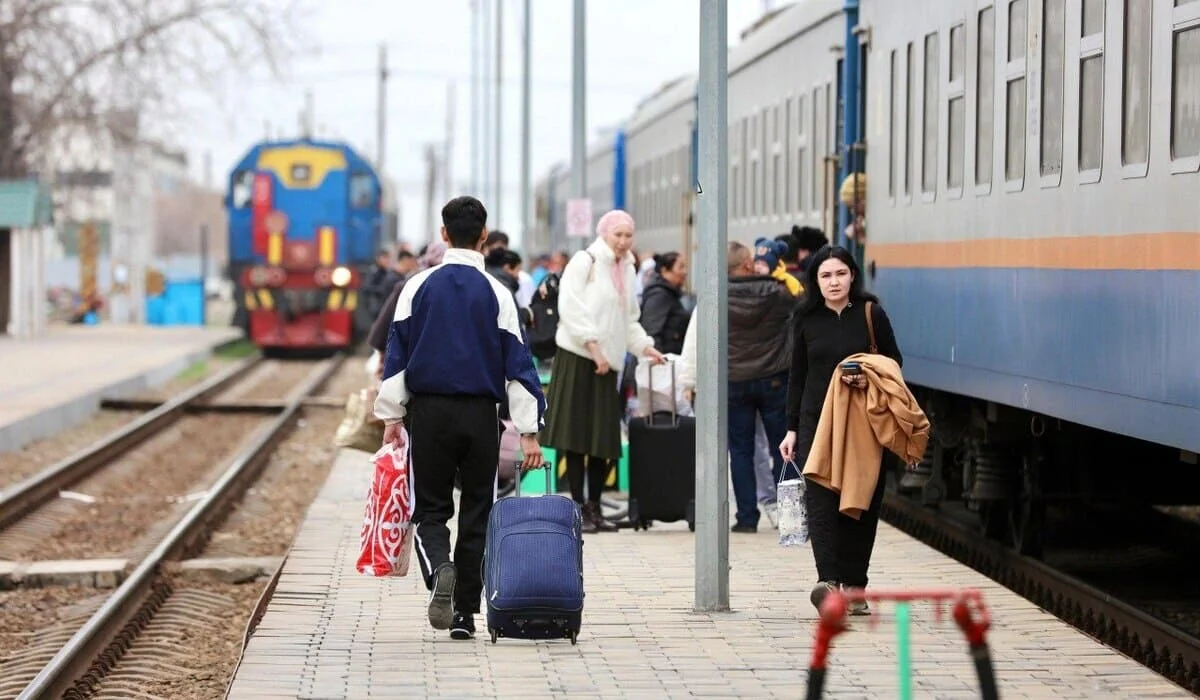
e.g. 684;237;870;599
783;98;792;215
231;170;254;209
1082;0;1104;35
771;106;780;216
1006;0;1029;184
796;94;807;214
761;107;769;217
1121;0;1152;166
978;7;996;188
949;25;967;192
1009;0;1028;61
350;172;376;208
812;87;823;212
1171;18;1200;159
889;51;897;200
905;43;916;197
923;32;940;195
1080;56;1106;172
1041;0;1067;178
741;117;749;219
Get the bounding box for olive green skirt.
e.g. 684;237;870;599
540;348;623;461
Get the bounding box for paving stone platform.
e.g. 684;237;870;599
225;448;1194;699
0;324;242;453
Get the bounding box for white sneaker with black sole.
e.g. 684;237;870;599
427;562;456;630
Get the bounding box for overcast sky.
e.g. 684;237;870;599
178;0;773;250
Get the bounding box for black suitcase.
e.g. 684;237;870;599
627;362;696;531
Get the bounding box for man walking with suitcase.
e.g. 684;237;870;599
375;196;547;640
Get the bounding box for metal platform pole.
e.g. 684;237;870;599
520;0;532;245
695;0;729;612
570;0;586;253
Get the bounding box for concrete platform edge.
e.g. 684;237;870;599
0;332;239;454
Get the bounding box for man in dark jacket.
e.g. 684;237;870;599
726;241;795;533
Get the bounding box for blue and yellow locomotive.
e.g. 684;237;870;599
226;138;386;351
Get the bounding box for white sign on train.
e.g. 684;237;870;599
566;198;593;238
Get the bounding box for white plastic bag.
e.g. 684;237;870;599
777;460;808;547
634;355;691;417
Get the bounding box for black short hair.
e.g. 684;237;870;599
485;230;509;248
442;196;488;248
484;247;507;267
396;250;415;261
501;249;522;267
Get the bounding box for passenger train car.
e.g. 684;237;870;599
225;138;387;352
537;0;1200;555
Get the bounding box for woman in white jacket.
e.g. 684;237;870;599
541;209;665;533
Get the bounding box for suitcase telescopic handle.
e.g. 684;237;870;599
514;461;553;497
646;359;677;428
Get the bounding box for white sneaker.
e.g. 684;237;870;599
762;501;779;529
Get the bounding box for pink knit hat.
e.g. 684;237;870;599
595;209;635;238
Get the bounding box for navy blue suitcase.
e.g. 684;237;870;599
483;470;584;644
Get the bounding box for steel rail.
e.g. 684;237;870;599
17;355;344;700
0;354;263;531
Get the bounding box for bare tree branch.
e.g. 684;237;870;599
0;0;304;177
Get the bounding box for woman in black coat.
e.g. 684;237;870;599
778;245;903;617
638;252;691;355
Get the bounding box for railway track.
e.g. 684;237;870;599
2;354;345;699
0;354;262;532
882;491;1200;696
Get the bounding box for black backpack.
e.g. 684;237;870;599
527;273;561;361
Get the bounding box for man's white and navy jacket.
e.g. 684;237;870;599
372;248;547;434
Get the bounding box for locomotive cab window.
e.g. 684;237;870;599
231;170;254;209
350;172;376;208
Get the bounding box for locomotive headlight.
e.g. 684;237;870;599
330;266;353;287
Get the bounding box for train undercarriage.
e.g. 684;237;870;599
894;388;1200;558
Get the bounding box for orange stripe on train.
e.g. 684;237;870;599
868;232;1200;271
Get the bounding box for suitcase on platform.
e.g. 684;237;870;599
483;469;584;644
627;362;696;531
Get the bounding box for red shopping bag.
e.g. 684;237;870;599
356;433;416;577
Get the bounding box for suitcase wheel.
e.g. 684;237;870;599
489;628;498;644
569;630;578;645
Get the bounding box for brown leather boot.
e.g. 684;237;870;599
578;503;598;534
583;502;617;532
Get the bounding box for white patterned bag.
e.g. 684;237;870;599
777;460;809;547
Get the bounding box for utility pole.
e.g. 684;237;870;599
570;0;586;252
481;0;493;209
470;1;480;196
377;43;388;171
444;81;456;201
519;0;532;246
695;0;730;612
494;0;504;227
423;144;440;240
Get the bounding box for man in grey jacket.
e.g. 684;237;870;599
724;241;796;533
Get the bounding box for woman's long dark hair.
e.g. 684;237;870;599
795;244;878;317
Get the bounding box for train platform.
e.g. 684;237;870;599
0;323;242;453
224;448;1191;699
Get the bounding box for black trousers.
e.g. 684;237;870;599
805;463;887;589
408;394;499;615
